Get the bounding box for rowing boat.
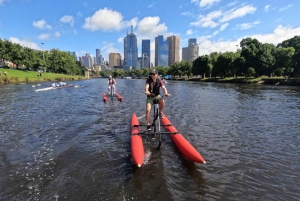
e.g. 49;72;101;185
35;84;73;92
35;87;56;92
160;112;206;164
131;113;144;167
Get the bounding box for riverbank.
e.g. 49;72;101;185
0;68;85;84
169;77;300;86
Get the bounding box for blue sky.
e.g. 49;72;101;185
1;0;300;64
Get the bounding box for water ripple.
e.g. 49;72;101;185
0;80;300;200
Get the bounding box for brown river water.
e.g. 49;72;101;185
0;78;299;201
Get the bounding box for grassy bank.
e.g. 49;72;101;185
0;69;85;84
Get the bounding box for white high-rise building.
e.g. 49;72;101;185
81;53;93;68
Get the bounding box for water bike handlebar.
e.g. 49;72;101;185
148;93;170;99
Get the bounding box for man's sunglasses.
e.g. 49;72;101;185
150;73;156;75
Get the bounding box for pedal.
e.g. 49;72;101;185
151;134;156;140
145;131;156;140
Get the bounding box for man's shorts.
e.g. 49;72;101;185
146;94;162;104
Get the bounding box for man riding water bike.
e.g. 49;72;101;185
107;75;116;95
145;69;171;131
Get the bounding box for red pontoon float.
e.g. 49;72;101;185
130;112;205;167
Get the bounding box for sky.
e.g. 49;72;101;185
1;0;300;65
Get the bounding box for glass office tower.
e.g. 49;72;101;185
142;39;150;68
124;26;138;69
155;35;169;67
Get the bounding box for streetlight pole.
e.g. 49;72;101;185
41;43;45;60
235;45;238;78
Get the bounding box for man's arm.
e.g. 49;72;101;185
161;85;171;96
114;79;116;85
145;83;150;96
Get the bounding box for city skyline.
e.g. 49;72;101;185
1;0;300;65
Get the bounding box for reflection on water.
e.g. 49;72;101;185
0;80;300;200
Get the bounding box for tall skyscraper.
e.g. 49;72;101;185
182;38;199;62
142;39;150;69
109;53;121;68
96;49;101;57
95;49;104;64
167;36;180;66
155;35;169;67
124;26;138;69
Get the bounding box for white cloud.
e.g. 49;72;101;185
117;37;123;43
190;10;222;28
38;34;50;40
0;0;8;5
60;15;74;26
197;25;300;56
236;21;260;30
219;23;229;31
265;5;270;12
33;19;52;30
279;4;292;11
186;29;193;35
191;5;257;28
227;1;237;7
83;7;137;31
148;3;155;8
181;11;193;16
54;32;61;37
191;0;220;8
200;0;220;7
9;37;40;50
136;16;168;38
213;23;228;36
247;25;300;45
220;5;256;23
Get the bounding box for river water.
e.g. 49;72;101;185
0;79;299;201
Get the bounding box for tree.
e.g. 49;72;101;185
192;55;211;78
155;66;168;77
240;38;262;77
257;43;276;76
168;62;181;77
213;52;235;78
180;60;192;77
231;57;246;77
274;47;295;76
209;52;219;77
278;36;300;77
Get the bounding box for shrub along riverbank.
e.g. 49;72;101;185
169;76;300;86
0;69;85;84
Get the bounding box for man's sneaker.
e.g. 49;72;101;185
159;113;164;119
147;125;152;131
